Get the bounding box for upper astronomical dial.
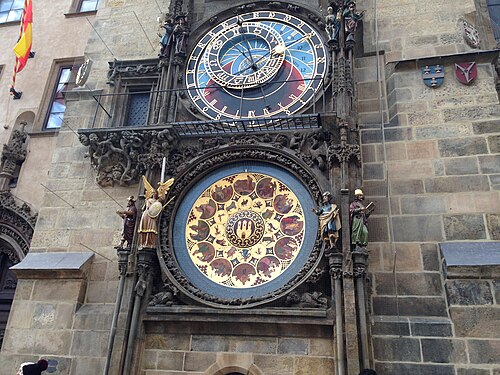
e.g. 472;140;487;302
205;22;286;89
185;11;328;120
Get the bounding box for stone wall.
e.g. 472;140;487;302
356;0;499;373
142;331;335;374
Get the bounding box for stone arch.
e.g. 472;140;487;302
14;111;35;132
0;191;37;346
204;353;263;375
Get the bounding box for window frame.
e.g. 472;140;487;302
0;0;24;25
33;57;83;134
67;0;99;15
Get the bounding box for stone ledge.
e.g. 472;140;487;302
440;242;500;279
145;306;331;326
11;252;94;279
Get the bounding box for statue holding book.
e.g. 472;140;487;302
349;189;375;248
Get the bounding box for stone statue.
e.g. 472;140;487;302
313;191;341;249
343;1;364;43
159;17;175;58
324;5;341;45
116;196;138;250
173;14;188;58
349;189;374;248
285;290;328;308
138;176;174;249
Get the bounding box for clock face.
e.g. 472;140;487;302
171;163;318;300
185;11;328;120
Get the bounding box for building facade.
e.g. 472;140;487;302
0;0;498;374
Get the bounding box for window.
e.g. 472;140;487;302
79;0;99;12
41;62;79;131
487;0;500;41
0;0;23;23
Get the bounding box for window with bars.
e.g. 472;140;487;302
487;0;500;41
126;89;151;127
0;0;23;24
43;65;78;130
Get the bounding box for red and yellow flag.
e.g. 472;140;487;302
11;0;33;93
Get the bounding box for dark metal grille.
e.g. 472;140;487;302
126;92;149;127
171;114;321;136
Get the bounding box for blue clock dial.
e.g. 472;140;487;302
185;11;328;120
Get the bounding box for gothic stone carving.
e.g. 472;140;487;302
1;123;28;177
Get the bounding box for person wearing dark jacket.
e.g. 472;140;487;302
19;359;48;375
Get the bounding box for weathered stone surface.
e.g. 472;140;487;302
367;216;389;242
277;338;308;355
375;362;455;375
392;215;443;241
406;140;438;159
32;303;56;329
488;135;500;153
373;337;421;361
254;354;294;375
415;123;471;140
456;368;491;375
468;339;500;364
472;120;500;134
421;243;440;272
409;318;453;337
294;356;335;375
493;281;500;304
363;163;384;180
373;296;447;316
444;157;479;175
390;179;425;195
421;338;467;363
372;318;410;336
143;350;157;370
443;214;487;240
229;336;277;354
33;329;72;355
146;334;190;351
424;176;490;193
479;155;500;174
73;304;113;330
361;129;382;144
69;357;104;375
450;307;500;338
438;138;488;157
381;242;423;272
309;339;333;356
446;280;493;305
184;351;216;372
70;330;108;357
399;196;446;214
157;351;185;371
375;273;443;296
191;335;229;352
32;280;85;302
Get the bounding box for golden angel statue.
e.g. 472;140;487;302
138;176;174;248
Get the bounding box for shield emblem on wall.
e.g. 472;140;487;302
455;62;477;85
422;65;444;88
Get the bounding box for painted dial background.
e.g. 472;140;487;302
172;163;318;299
186;172;305;288
185;11;328;120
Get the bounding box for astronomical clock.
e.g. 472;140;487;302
150;2;339;309
185;11;328;120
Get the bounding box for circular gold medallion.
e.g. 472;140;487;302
185;172;306;288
